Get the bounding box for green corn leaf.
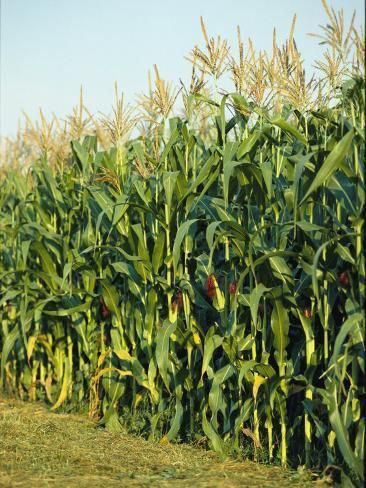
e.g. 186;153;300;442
155;320;177;391
167;388;184;441
152;231;166;274
271;301;289;377
172;219;197;273
51;357;71;410
206;221;221;249
296;221;324;232
0;324;20;386
202;406;225;455
237;132;260;159
300;129;354;205
272;117;307;144
234;399;254;434
186;153;219;196
145;288;158;345
111;261;141;282
163;171;180;215
237;334;255;351
72;140;89;168
238;360;257;385
0;290;21;308
213;364;235;385
43;299;92;317
336;243;355;265
319;380;364;480
260;161;272;198
31;241;58;288
269;256;293;284
201;331;224;378
159;128;179;166
219;95;229;142
101;281;122;324
328;313;364;375
223;160;243;208
249;283;270;326
88;187;125;236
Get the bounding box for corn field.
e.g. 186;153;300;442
0;2;365;484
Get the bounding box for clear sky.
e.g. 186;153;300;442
0;0;364;137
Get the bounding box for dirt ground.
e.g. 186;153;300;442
0;398;327;487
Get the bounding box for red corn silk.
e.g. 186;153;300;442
100;297;110;318
171;289;183;312
339;271;349;286
229;281;237;295
205;274;217;298
176;290;183;309
303;308;312;319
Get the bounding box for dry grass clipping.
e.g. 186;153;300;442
0;398;323;488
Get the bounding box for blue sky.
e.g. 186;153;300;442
0;0;364;136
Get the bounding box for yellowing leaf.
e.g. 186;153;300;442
114;349;133;361
193;332;201;345
26;336;37;362
211;275;225;311
253;374;267;402
51;359;71;411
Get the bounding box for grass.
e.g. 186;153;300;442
0;398;321;488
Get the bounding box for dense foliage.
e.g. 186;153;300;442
1;1;365;482
0;77;364;484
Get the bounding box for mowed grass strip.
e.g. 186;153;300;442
0;399;318;488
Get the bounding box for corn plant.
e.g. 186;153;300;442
0;3;365;484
